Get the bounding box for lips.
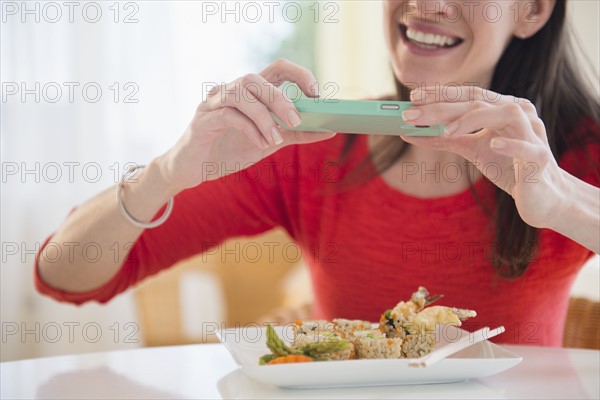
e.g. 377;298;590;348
398;23;464;52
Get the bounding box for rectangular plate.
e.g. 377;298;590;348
216;325;522;389
273;97;444;137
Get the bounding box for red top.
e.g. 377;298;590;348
35;125;599;347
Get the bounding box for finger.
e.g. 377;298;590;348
238;74;303;131
204;107;269;150
411;85;506;105
259;58;320;98
281;130;337;145
207;80;283;146
401;101;493;126
402;101;548;145
410;86;538;117
443;103;540;142
403;131;497;167
399;132;456;152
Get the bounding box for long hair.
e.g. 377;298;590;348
337;1;599;278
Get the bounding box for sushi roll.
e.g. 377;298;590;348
293;330;355;360
379;307;415;339
401;331;436;358
333;319;372;335
260;287;478;365
293;320;334;335
292;320;334;345
353;330;404;359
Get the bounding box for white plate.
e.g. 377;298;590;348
216;325;522;389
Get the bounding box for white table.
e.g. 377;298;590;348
2;344;598;399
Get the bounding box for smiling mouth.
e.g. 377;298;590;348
398;24;463;50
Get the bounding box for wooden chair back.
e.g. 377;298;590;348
133;228;308;346
563;297;600;350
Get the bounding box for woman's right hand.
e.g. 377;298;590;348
156;59;337;194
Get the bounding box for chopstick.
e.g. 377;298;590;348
408;326;506;368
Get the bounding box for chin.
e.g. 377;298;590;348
392;65;451;91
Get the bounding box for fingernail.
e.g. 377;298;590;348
271;127;284;145
445;121;459;134
261;136;270;149
312;83;320;97
491;138;506;149
402;108;421;121
409;89;422;102
288;109;301;128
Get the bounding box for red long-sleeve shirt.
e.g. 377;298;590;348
35;126;599;346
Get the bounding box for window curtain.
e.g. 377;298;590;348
1;0;292;361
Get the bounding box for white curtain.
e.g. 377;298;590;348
1;0;292;361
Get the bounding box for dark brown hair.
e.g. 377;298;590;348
337;1;600;278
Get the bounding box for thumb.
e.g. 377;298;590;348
282;130;337;145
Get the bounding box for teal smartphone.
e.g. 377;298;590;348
272;97;444;137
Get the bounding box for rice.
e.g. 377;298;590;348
332;319;372;335
401;331;436;358
294;331;340;346
379;301;422;339
355;335;404;359
312;347;354;361
379;319;402;339
292;320;334;345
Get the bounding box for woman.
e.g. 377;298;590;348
36;0;599;346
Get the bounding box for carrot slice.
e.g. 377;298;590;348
266;355;314;365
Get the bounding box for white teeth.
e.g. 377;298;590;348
406;28;458;47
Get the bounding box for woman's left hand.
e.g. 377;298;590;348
400;86;568;230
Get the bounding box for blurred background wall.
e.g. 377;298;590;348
1;0;598;362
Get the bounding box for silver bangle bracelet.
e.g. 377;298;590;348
116;164;174;229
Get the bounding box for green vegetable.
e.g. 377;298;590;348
265;324;299;357
296;339;350;357
258;353;278;365
261;324;350;365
